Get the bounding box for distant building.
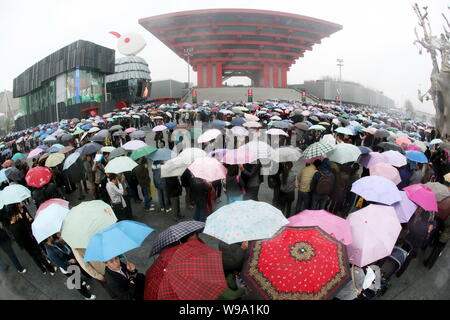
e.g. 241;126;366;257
149;79;188;103
13;40;115;128
289;79;395;109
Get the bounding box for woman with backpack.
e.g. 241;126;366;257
309;158;335;210
225;164;245;204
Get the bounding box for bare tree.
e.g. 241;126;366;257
413;3;450;137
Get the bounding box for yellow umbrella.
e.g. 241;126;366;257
445;172;450;183
45;153;65;167
319;122;331;126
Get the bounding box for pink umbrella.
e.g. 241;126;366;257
286;210;352;245
405;144;422;151
382;150;407;167
197;129;222;143
221;149;257;165
392;191;418;223
207;149;228;161
36;198;69;217
395;136;412;146
152;125;167;132
346;204;402;267
27;147;44;159
358;152;388;168
369;162;401;185
188;157;227;182
125;127;137;133
403;184;438;212
122;140;147;151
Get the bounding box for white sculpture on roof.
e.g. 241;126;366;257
109;31;146;56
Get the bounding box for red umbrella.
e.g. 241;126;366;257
144;239;227;300
242;226;350;300
25;166;52;188
2;160;13;168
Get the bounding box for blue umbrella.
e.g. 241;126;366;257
81;125;91;130
148;148;175;161
405;151;428;163
84;220;153;262
211;120;226;129
37;145;49;151
1;149;12;156
303;120;313;127
165;122;177;130
358;146;372;154
231;118;246;126
0;168;10;183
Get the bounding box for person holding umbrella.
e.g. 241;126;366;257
106;174;127;221
104;256;145;300
224;164;245;204
310;158;335;210
0;221;27;273
132;157;155;212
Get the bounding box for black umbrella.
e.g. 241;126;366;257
5;167;23;182
112;130;127;137
377;142;405;154
375;129;390;139
109;147;127;160
89;129;110;142
79;142;102;156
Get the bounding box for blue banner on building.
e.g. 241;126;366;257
75;67;80;104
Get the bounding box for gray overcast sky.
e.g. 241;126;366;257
1;0;448;114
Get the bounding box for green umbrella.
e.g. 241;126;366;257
11;153;25;161
341;114;349;118
72;128;84;135
104;156;138;174
61;200;117;248
130;145;157;161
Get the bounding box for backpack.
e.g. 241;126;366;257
315;172;334;195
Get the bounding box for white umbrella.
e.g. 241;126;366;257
244;114;260;122
160;157;190;178
271;147;302;163
32;203;69;243
88;127;100;133
178;148;207;163
104;156;138;174
197;129;222;144
239;141;273;160
243;121;262;128
320;134;336;146
266;128;288;137
230;126;249;136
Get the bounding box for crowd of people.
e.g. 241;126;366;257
0;99;449;300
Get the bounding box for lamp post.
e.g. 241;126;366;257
336;58;344;106
184;47;193;89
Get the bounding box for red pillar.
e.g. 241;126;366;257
215;63;222;88
272;64;279;88
263;63;270;88
206;63;213;88
197;64;204;88
281;65;288;88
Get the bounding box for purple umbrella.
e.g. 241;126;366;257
358;152;388;168
392;191;418;223
351;176;401;205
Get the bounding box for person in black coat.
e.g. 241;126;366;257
190;177;211;222
165;176;183;220
0;222;26;273
104;256;145;300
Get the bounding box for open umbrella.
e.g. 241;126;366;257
239;141;273;160
382;150;407;167
358;152;388;168
58;146;74;154
204;200;289;244
375;129;390;138
403;184;438;211
0;184;31;206
100;146;116;153
36;198;69;217
0;168;9;183
430;138;443;145
266;128;288;136
286;210;352;245
243;121;262;129
5;167;23;182
79;142;102;156
122;140;147;151
230;126;249;136
351;176;401;205
109;147;127;160
61;200;117;248
25;166;52;188
197;129;222;143
152;125;167;132
130;130;147;140
270;147;302;163
302;142;334;160
242;226;350;300
104;156;138;174
149;221;205;256
45;153;65;167
395;136;412;146
11;153;25;161
84;220;154;262
125;127;137;133
326;143;361;164
31;203;69;243
109;125;123;132
405;151;428;163
27;147;44;159
160;157;190;178
392;191;418;223
221;149;257;165
335;127;354;136
231;118;246;127
369;162;401;185
424;182;450;202
148;148;176;161
178;148;207;163
188;157;227;182
320;134;336;146
63;152;81;170
346;205;401;267
144;239;227;300
131;146;157;161
377;142;405;154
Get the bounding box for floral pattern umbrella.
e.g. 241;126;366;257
25;166;53;188
242;226;350;300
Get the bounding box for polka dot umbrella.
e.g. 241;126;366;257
242;226;350;300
